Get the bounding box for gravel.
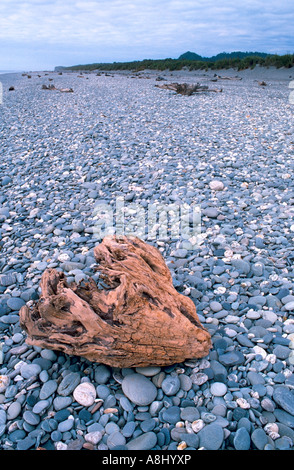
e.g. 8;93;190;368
0;67;294;450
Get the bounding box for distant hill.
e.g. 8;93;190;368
178;51;203;61
178;51;270;61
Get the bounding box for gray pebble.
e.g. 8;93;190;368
121;373;157;406
39;380;58;399
198;423;224;450
20;363;42;379
57;372;80;396
233;427;251;450
126;431;157;450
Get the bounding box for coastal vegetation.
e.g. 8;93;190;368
59;51;294;72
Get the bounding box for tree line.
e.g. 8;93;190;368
63;53;294;73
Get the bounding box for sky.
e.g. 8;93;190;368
0;0;293;71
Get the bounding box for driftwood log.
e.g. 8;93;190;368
41;84;73;93
155;82;222;95
217;75;242;81
19;236;211;368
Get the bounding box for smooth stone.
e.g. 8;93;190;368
251;428;269;450
218;351;245;366
285;301;294;311
97;384;111;400
135;366;161;377
23;410;40;426
247;371;266;385
161;406;181;424
7;401;22;420
233;427;251;450
210;301;222;312
20;363;41;379
140;418;156;432
122;421;136;438
57;418;74;432
274;409;294;427
273;386;294;416
53;396;72;411
107;431;126;449
180;406;200;422
6;297;25;311
57;372;80;396
273;345;290;360
126;432;157;450
94;365;111;384
54;409;71;423
210;382;227;397
0;273;16;287
39;380;58;399
209;180;224;191
73;382;96;406
119;396;134;412
203;208;219;218
198;423;224;450
85;431;103;445
230;259;251;274
275;436;292;450
121;373;157;406
17;436;36;450
32;400;50;415
161;375;181;396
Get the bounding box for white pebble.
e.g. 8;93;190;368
191;419;205;433
210;382;227;397
73;382;96;406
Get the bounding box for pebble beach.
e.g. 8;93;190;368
0;66;294;450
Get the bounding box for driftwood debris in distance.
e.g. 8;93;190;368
155;82;222;95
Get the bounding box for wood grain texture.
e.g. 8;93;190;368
20;236;211;367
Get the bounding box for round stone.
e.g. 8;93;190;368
85;431;103;445
180;406;200;422
233;427;251;450
39;379;58;399
126;431;157;450
161;375;181;396
73;382;96;406
162;405;181;424
94;364;111;384
198;423;224;450
135;366;161;376
210;301;222;312
273;386;294;415
210;382;227;397
20;363;42;379
6;297;26;311
121;373;157;406
57;372;80;396
7;401;22;420
107;431;126;449
209;180;224;191
251;428;268;450
0;375;10;393
285;301;294;311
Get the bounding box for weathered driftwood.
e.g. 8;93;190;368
156;82;222;95
41;84;73;93
19;236;211;368
217;75;242;81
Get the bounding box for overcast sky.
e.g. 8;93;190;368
0;0;293;71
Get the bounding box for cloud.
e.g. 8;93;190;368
0;0;293;69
